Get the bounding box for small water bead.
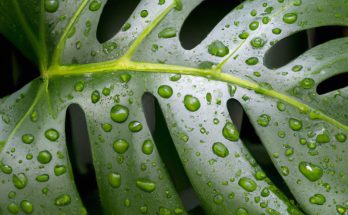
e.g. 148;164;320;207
158;85;173;98
21;200;33;214
236;207;249;215
36;174;49;182
239;31;249;39
1;164;12;174
108;173;121;188
336;205;347;214
102;123;112;132
250;37;266;48
37;150;52;164
174;0;183;11
122;23;131;31
208;41;229;57
110;105;129;123
300;78;315;89
102;87;111;96
129;121;143;132
55;194;71;206
136;178;156;193
299;162;323;181
238;177;257;192
45;0;59;13
335;133;347;142
13;173;28;189
140;205;148;214
159;0;165;4
7;203;19;214
184;95;201;112
292;65;303;72
255;171;266;180
91;90;101;103
22;134;34;144
30;111;38;122
212;142;229;158
276;101;286;111
257;114;271;127
113;139;129;154
170;74;181;81
158;27;177;38
213;194;224;205
245;57;259;65
261;188;270;197
293;0;302;6
289;118;302;131
272;28;282;35
222;122;239;141
283;13;298;24
89;0;102;11
140;10;148;18
309;194;326;205
45;128;60;141
280;166;289;176
249;21;259;30
316;133;330;144
174;208;184;215
262;16;271;24
74;81;85;92
142;140;154;155
54;165;67;176
103;42;117;54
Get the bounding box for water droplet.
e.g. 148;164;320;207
45;0;59;13
249;21;259;30
261;188;270;197
91;90;100;103
250;37;266;49
239;32;249;39
293;0;302;6
113;139;129;154
136;178;156;193
277;101;286;111
120;73;131;83
45;128;60;141
36;174;49;182
22;134;34;144
110;105;129;123
142;139;154;155
336;205;347;215
108;173;121;188
158;27;177;38
12;173;28;189
289;118;302;131
74;81;85;92
37;150;52;164
54;165;67;176
257;114;271;127
300;78;315;89
335;133;347;142
213;194;224;205
280;166;289;176
283;13;298;24
129;121;143;132
255;171;266;180
309;194;326;205
122;23;131;31
140;10;148;18
1;164;12;174
103;42;117;54
299;162;323;181
245;57;259;65
236;207;249;215
55;194;71;206
208;40;229;57
7;203;19;214
102;123;112;132
292;65;303;72
212;142;229;158
89;0;102;11
170;74;181;82
20;200;33;214
238;177;257;192
174;208;184;215
222;122;239;141
316;133;330;144
158;85;173;98
174;0;183;11
272;28;282;35
30;111;38;122
184;95;200;112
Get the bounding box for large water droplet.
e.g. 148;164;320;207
212;142;229;158
129;121;143;132
289;118;302;131
158;85;173;99
22;134;34;144
45;129;60;141
13;173;28;189
245;57;259;65
45;0;59;13
108;173;121;188
299;162;323;181
55;194;71;206
208;41;229;57
1;164;12;174
20;200;33;214
142;139;154;155
7;203;19;214
222;122;239;141
36;174;49;182
91;90;100;103
89;0;102;11
37;150;52;164
184;95;200;112
54;165;67;176
136;178;156;193
158;27;177;38
257;114;271;127
316;133;330;144
309;194;326;205
250;37;266;48
283;13;298;24
335;133;347;142
238;177;257;192
110;105;129;123
113;139;129;154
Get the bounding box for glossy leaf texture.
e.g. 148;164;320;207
0;0;348;214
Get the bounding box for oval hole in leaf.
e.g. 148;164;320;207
97;0;141;43
142;93;206;214
179;0;242;50
264;26;348;69
66;104;102;214
317;72;348;95
227;99;295;199
0;34;39;98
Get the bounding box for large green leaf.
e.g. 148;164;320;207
1;0;347;214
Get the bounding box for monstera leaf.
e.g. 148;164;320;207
1;0;348;214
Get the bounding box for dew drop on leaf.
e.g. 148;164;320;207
140;10;149;18
245;57;259;65
309;194;326;205
238;177;257;192
110;105;129;123
12;173;28;189
250;37;266;48
289;118;302;131
37;150;52;164
54;194;71;206
335;133;347;142
89;0;102;11
300;78;315;89
1;164;12;174
22;134;34;144
45;128;60;141
222;122;239;141
74;81;85;92
7;203;19;214
158;85;173;98
272;28;282;35
91;90;101;104
108;173;121;188
184;95;201;112
128;121;143;132
20;200;33;214
136;178;156;193
292;65;303;72
249;21;259;30
36;174;49;182
212;142;229;158
142;139;154;155
283;13;298;24
213;194;224;205
54;165;67;176
44;0;59;13
298;162;323;182
208;40;229;57
239;31;249;39
158;27;177;38
113;139;129;154
257;114;271;127
102;123;112;132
